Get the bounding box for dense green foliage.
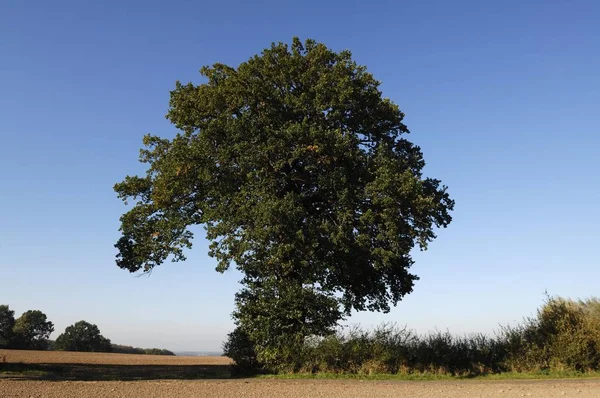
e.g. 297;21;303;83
142;347;176;356
222;327;261;373
114;37;454;369
502;297;600;372
11;310;54;350
231;296;600;376
1;306;53;350
0;305;16;348
111;344;175;355
55;321;112;352
286;326;504;375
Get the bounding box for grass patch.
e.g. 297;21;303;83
3;361;600;382
258;372;455;381
258;370;600;382
476;371;600;381
0;363;52;377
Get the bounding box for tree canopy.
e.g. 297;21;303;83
0;305;15;348
12;310;54;350
115;38;454;369
55;321;112;353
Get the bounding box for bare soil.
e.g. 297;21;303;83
0;349;232;380
3;378;600;397
2;349;600;397
0;349;232;365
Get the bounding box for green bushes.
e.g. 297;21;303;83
501;297;600;372
298;326;505;376
222;327;262;374
224;296;600;376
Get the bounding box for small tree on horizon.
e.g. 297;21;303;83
12;310;54;350
55;321;112;353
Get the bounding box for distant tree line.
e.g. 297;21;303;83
111;345;175;356
0;305;173;355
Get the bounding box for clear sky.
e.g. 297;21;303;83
1;0;598;352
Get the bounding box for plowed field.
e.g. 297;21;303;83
2;349;600;397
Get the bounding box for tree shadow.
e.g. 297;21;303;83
0;362;237;381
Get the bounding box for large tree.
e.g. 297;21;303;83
0;305;15;348
12;310;54;350
115;38;454;369
55;321;112;352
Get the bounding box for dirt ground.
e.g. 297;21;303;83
2;378;600;398
0;349;232;365
0;349;232;380
2;350;600;397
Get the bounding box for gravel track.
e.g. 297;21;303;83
2;378;600;398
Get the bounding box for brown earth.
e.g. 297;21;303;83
0;349;232;380
2;350;600;397
0;349;232;366
2;378;600;398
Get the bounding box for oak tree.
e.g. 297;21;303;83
115;38;454;369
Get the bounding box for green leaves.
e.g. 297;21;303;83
0;306;54;350
55;320;112;353
12;310;54;350
115;37;454;370
0;305;15;349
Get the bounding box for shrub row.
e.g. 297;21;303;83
224;296;600;376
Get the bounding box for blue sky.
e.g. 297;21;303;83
1;0;598;352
